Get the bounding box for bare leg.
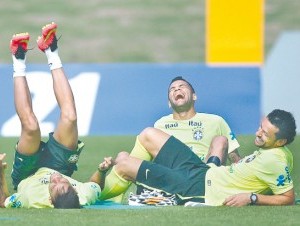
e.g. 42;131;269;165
137;127;171;158
11;33;41;155
115;127;171;180
14;77;41;155
37;23;78;150
51;68;78;150
205;136;228;165
114;152;142;181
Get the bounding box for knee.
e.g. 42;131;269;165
20;113;40;134
114;151;130;175
138;127;157;144
60;110;77;125
115;151;130;164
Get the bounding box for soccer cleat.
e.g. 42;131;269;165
10;33;30;60
37;22;58;52
128;189;178;206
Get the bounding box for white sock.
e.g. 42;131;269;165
45;48;62;70
12;55;26;77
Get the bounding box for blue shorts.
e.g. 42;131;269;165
136;136;210;204
11;132;84;190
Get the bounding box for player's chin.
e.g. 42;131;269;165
254;137;264;147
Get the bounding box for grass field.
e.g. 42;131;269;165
1;1;300;225
0;135;300;226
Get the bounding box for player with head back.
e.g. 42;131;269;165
99;76;241;200
103;109;296;206
0;23;113;209
155;76;241;164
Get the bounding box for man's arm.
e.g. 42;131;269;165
89;157;114;189
0;153;9;208
223;189;295;206
228;149;241;163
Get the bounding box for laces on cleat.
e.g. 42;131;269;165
128;189;178;206
10;33;30;60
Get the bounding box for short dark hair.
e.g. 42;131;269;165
267;109;296;145
52;186;80;209
168;76;195;93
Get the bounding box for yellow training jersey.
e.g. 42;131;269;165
205;146;293;206
154;113;240;160
5;167;101;208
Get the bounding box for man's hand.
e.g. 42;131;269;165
90;156;114;189
98;157;114;173
223;193;251;207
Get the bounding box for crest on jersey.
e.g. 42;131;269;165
245;154;256;163
68;154;79;163
191;121;204;141
193;130;203;141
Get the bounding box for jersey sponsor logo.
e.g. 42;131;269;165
188;120;202;127
39;177;50;185
164;122;178;129
39;172;52;184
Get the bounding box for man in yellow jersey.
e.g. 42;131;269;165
0;23;112;209
106;109;296;206
155;76;241;164
99;76;241;200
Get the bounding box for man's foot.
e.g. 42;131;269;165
37;22;58;52
10;33;30;60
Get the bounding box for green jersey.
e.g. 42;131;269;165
154;113;240;160
5;167;101;208
205;146;293;206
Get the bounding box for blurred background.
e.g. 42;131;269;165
0;0;299;63
0;0;300;136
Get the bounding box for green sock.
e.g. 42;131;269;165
129;136;153;160
99;167;131;200
99;137;152;200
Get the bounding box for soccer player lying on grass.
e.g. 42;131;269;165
103;109;296;206
100;76;241;200
0;23;113;209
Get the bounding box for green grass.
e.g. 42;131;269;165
0;135;300;226
0;0;300;63
1;1;300;225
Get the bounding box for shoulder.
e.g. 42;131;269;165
77;182;101;205
256;147;293;170
195;113;228;124
82;182;101;192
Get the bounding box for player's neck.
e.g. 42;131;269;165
173;109;196;120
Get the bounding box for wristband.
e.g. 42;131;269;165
97;167;108;174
